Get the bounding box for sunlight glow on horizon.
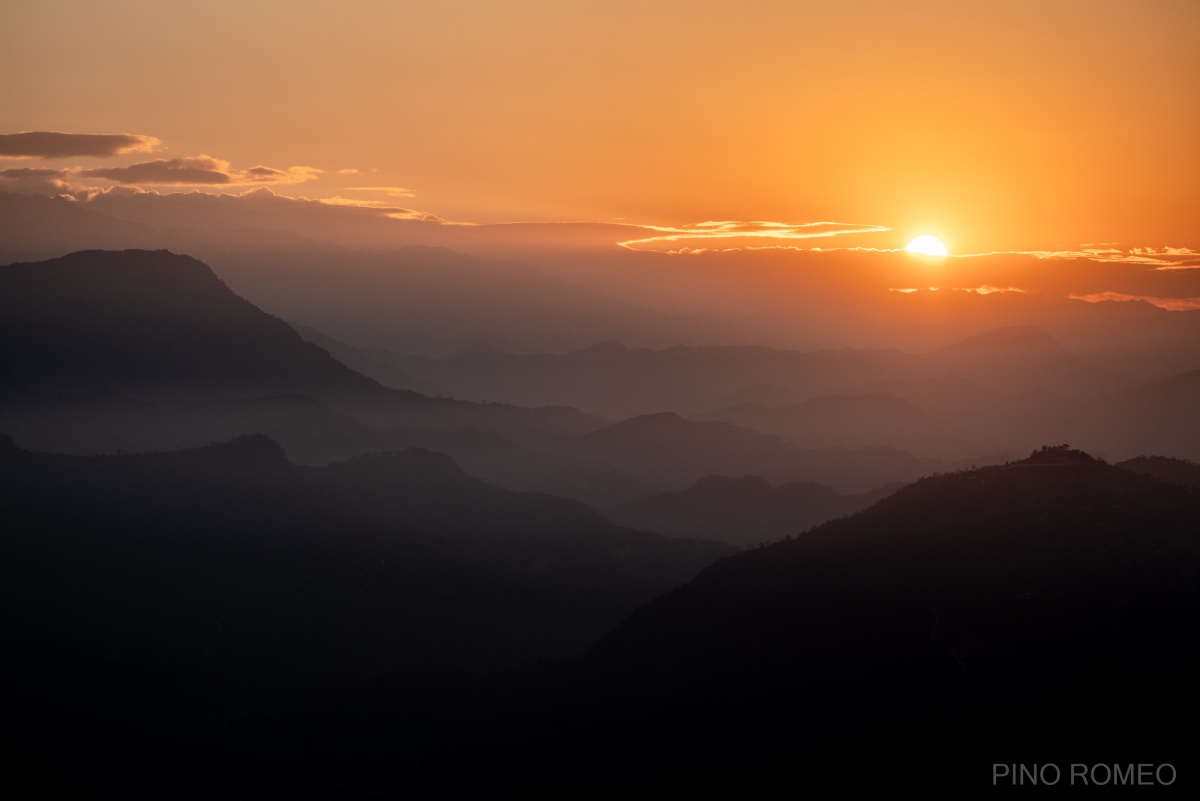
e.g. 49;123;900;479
906;236;948;257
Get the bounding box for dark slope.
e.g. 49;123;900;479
589;447;1198;676
391;447;1200;794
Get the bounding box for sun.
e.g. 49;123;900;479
906;235;948;257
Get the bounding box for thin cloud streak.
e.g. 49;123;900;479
319;195;433;217
1069;292;1200;312
888;286;1027;295
964;245;1200;268
619;220;890;251
347;186;418;198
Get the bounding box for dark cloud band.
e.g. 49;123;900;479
82;157;233;185
80;156;321;186
0;167;73;194
0;131;159;159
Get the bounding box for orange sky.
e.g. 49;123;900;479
2;0;1198;253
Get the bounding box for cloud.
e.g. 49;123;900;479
618;220;891;251
887;286;1027;296
0;131;160;159
0;167;73;194
955;285;1027;295
348;186;417;198
1068;292;1200;312
320;196;407;209
82;155;233;185
243;164;322;184
318;195;439;219
80;155;321;186
1015;245;1200;268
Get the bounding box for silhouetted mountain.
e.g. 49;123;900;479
0;250;606;458
605;474;902;546
929;324;1122;396
382;327;1120;435
0;249;383;400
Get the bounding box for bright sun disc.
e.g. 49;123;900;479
906;235;948;257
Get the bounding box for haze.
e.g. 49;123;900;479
3;2;1199;796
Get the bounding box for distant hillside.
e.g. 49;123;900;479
1079;368;1200;460
572;411;945;494
1116;454;1200;488
701;391;963;457
605;474;902;546
378;326;1120;424
930;324;1122;396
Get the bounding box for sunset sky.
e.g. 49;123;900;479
2;0;1198;254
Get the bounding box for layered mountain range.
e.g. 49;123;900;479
3;244;1198;795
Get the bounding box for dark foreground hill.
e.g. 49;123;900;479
17;445;1194;796
389;446;1199;794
